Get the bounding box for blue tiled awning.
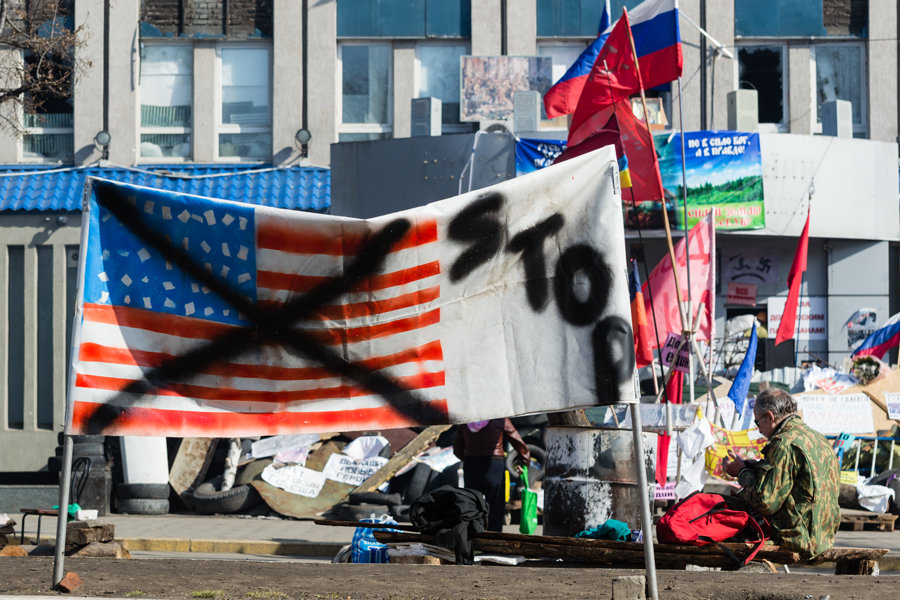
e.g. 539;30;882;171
0;164;330;212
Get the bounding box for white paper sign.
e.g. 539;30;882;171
796;393;874;435
767;297;827;341
252;434;320;459
261;464;326;498
885;392;900;420
322;454;389;486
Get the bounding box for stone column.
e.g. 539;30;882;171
272;0;304;165
107;0;139;165
306;0;337;166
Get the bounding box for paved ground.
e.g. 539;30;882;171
11;510;900;569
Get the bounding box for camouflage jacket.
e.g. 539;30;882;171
737;415;840;558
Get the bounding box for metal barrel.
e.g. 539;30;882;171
542;426;657;537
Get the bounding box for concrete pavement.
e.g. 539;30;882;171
11;511;900;569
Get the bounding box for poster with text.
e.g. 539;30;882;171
767;296;827;341
650;131;764;231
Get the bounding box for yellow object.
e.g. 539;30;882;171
840;470;859;486
504;469;510;503
705;424;767;480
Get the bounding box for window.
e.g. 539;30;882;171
737;45;786;130
814;43;866;136
140;44;192;160
338;0;470;38
417;44;469;132
23;52;73;161
537;0;609;37
538;42;586;129
339;44;392;142
218;47;272;161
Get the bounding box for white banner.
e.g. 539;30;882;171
767;296;827;341
67;147;634;437
796;393;874;435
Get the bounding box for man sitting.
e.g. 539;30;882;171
724;389;840;559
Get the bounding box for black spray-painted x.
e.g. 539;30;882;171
83;181;446;433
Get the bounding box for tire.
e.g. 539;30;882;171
331;502;390;521
58;432;105;445
506;444;546;485
403;462;434;504
47;456;62;473
191;476;262;515
117;497;170;515
348;491;403;507
55;443;105;457
117;483;170;500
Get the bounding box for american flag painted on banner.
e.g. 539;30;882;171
68;148;638;438
70;179;447;436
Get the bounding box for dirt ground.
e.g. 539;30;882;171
0;557;899;600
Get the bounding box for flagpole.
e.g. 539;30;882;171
676;77;697;406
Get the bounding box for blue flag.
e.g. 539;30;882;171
727;322;758;415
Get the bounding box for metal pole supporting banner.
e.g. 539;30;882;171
52;434;74;586
630;401;658;600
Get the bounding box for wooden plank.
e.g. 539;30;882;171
168;438;215;497
349;425;450;494
370;531;801;566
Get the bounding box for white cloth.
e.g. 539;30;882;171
343;435;390;461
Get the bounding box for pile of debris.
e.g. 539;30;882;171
30;521;131;559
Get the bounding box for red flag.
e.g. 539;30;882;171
555;101;664;203
775;211;811;346
642;213;716;346
568;11;642;148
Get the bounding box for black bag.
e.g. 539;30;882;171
410;485;488;564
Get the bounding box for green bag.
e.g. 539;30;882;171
518;466;538;535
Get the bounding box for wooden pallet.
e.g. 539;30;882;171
840;509;898;532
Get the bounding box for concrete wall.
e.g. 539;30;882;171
193;43;218;163
392;42;416;139
472;0;501;56
506;0;536;56
107;0;139;165
272;0;303;165
0;213;83;472
74;0;105;166
868;0;899;144
0;48;21;162
788;45;815;135
306;0;336;166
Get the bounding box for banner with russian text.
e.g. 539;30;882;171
625;130;764;231
66;147;636;437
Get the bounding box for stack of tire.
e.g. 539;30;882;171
115;437;170;515
47;433;111;515
327;492;407;523
48;433;107;478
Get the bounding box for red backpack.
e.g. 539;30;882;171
657;492;771;566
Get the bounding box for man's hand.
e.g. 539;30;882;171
724;449;746;478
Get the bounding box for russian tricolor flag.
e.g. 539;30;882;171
543;0;682;119
852;312;900;360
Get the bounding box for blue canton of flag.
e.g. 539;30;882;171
83;184;258;326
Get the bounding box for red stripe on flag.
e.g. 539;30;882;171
258;260;441;294
82;304;441;346
258;287;440;320
78;339;444;381
83;303;233;339
305;308;442;346
258;218;438;256
75;370;446;403
69;399;450;437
